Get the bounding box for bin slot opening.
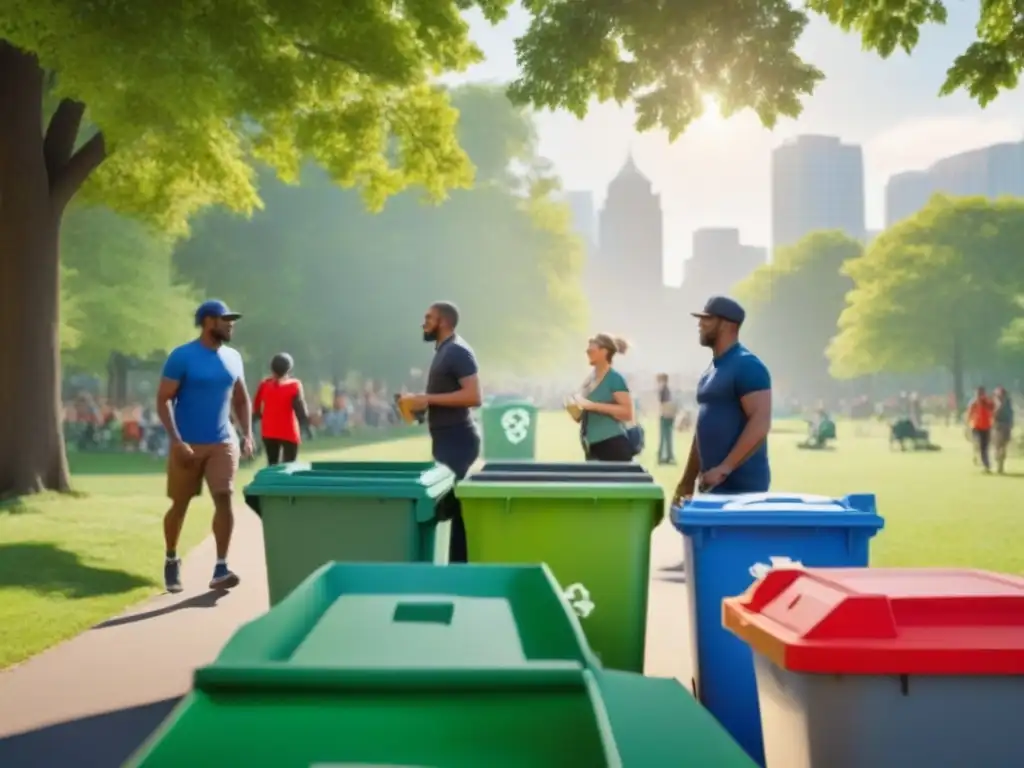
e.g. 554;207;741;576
393;601;454;626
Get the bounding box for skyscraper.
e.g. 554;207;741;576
771;135;866;254
589;154;680;369
884;171;932;228
885;141;1024;227
599;154;664;289
683;228;767;302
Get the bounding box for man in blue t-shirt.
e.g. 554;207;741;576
398;301;482;563
673;296;772;504
156;300;254;593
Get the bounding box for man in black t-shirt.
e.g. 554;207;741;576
398;301;482;562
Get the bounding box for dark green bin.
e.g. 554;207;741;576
126;562;755;767
243;461;454;604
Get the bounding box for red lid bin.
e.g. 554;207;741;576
723;567;1024;768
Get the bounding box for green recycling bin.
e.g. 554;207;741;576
597;670;757;766
481;398;538;460
243;461;455;605
125;562;622;767
456;463;664;672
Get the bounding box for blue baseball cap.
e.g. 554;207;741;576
691;295;745;325
194;299;242;327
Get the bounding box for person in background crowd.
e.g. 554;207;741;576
966;386;995;473
573;335;635;462
673;296;772;504
399;301;482;563
993;386;1014;475
656;373;678;465
156;300;253;594
252;352;311;465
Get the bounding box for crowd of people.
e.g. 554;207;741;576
66;291;1016;595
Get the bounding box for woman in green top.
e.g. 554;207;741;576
574;333;635;461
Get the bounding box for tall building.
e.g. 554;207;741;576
884;141;1024;227
598;154;664;289
771;135;866;254
587;154;682;370
683;228;767;303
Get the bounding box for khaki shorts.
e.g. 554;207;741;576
994;424;1012;450
167;442;239;502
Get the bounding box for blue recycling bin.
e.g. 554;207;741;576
672;492;884;766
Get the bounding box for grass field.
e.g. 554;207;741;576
1;414;1021;670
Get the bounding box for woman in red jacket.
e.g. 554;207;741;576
253;353;311;465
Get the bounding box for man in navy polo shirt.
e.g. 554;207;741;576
398;301;482;563
672;296;772;504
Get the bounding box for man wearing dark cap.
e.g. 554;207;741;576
672;296;772;504
398;300;482;563
156;300;254;593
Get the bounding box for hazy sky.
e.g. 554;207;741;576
455;2;1024;284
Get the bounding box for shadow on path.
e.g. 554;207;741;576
93;589;230;630
0;696;179;768
0;543;154;598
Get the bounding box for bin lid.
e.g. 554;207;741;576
723;567;1024;675
456;474;663;501
468;471;655;484
242;462;455;521
195;562;601;694
673;491;882;530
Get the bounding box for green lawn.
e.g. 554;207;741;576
0;427;427;670
2;414;1021;670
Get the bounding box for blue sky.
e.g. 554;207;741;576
455;2;1024;284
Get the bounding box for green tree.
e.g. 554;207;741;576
734;230;861;399
2;1;1018;496
828;196;1024;410
175;85;587;386
61;206;196;375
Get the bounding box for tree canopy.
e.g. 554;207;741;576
734;230;860;398
828;196;1024;406
173;85;587;384
60;206;196;374
4;0;1024;497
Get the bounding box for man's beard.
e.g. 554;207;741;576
423;330;438;342
699;333;715;348
212;328;231;342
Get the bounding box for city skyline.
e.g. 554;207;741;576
455;1;1024;283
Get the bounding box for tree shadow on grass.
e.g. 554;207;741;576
0;543;154;598
0;498;35;516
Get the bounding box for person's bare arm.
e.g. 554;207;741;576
156;378;183;444
719;390;772;472
425;374;482;408
673;435;701;504
585;390;633;422
232;378;252;440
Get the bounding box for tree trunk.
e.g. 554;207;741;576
0;40;106;497
951;335;965;417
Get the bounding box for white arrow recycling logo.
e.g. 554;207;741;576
749;556;804;580
500;408;531;444
563;582;595;619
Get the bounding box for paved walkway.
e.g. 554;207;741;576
0;508;693;767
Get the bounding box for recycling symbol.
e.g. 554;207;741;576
563;582;595;619
749;556;804;581
500;408;531;444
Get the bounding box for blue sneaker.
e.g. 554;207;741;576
164;558;183;594
210;563;240;590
